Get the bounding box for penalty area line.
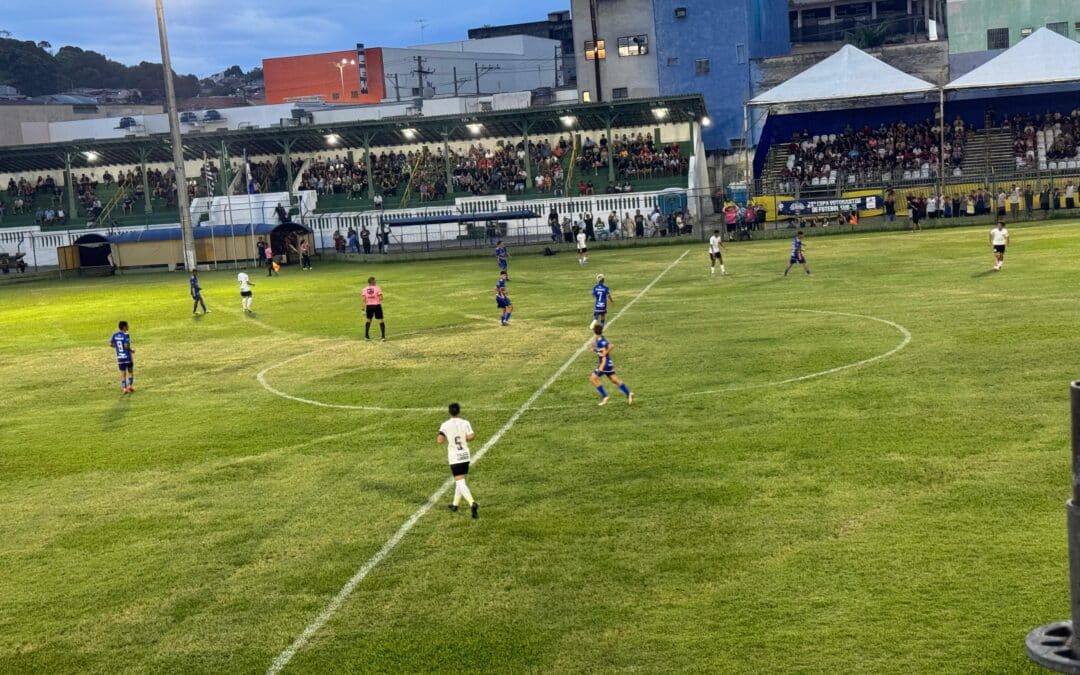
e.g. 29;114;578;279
265;248;689;675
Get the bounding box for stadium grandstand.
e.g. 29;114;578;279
748;29;1080;223
0;96;708;230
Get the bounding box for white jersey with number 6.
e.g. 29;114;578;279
991;227;1008;246
709;235;722;254
440;417;474;464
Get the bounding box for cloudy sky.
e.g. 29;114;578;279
4;0;570;76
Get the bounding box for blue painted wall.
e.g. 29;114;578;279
652;0;790;151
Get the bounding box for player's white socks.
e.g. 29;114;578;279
720;265;726;274
458;480;474;505
453;481;462;507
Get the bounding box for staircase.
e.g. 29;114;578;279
760;145;791;187
92;185;129;227
961;128;1015;178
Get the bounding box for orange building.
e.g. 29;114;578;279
263;47;386;105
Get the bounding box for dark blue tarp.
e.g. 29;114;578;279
107;223;308;243
381;210;538;226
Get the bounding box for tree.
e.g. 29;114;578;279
223;65;243;78
245;66;262;81
36;40;51;51
0;38;60;96
844;21;895;49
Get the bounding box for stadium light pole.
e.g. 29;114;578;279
155;0;197;272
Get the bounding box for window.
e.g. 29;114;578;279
350;90;359;98
835;2;871;18
735;44;746;64
612;87;628;99
585;40;606;60
674;6;687;18
582;90;592;103
1020;27;1033;37
695;59;711;75
666;56;680;66
1048;21;1069;36
617;35;648;57
987;27;1009;50
331;92;340;100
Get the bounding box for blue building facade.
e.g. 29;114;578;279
651;0;791;150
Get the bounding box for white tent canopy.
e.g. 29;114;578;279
749;44;937;106
947;27;1080;90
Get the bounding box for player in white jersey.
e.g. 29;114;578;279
989;220;1009;271
438;402;479;518
708;229;727;276
576;230;588;266
237;272;254;313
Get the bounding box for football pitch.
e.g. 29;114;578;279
2;221;1077;673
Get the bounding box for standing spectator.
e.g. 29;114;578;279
274;202;289;225
332;229;345;253
347;228;360;254
584;213;595;242
926;194;937;220
1008;185;1021;220
996;190;1007;217
299;239;312;270
607;211;619;237
634;209;646;238
361;276;386;341
256;238;267;265
884;189;895;222
1023;186;1034;220
622;212;635;239
561;217;573;243
377;223;391;254
360;225;372;254
649;207;663;237
548;208;560;242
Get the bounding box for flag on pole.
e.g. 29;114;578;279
244;148;256;194
203;151;216;196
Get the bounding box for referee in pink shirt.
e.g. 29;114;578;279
362;276;385;341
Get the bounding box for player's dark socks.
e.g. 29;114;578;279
471;502;479;519
364;324;370;339
619;383;631;396
448;504;458;512
380;323;385;338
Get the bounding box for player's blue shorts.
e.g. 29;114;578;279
593;368;617;378
498;259;508;270
497;296;511;309
117;360;133;372
789;254;805;264
192;292;202;300
594;305;607;315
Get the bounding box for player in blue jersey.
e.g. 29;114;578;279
590;273;612;330
590;324;634;406
495;240;509;275
110;320;135;394
495;270;512;325
783;231;811;276
189;270;208;314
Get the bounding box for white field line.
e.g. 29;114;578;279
691;309;912;395
265;249;689;675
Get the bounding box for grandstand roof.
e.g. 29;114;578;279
0;95;707;174
946;28;1080;90
749;45;936;106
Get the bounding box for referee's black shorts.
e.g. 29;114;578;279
365;304;384;320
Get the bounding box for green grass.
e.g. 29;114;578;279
0;221;1076;673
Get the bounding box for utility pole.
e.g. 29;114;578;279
453;66;458;96
413;55;433;97
474;63;500;95
154;0;196;272
554;45;561;88
588;0;603;102
391;74;401;102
